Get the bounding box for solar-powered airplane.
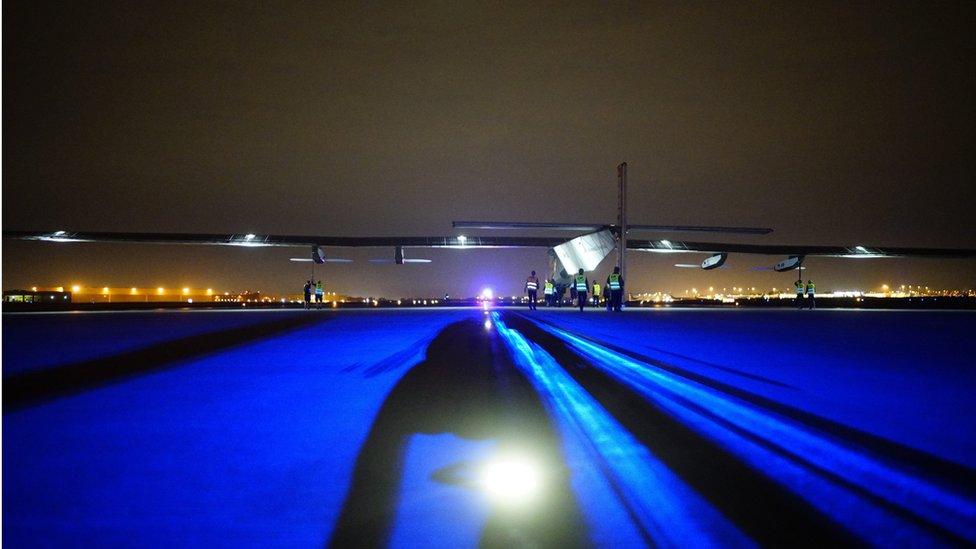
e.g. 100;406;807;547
5;163;975;289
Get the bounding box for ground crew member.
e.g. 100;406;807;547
303;280;312;310
607;267;624;312
315;280;324;309
794;279;804;309
525;270;540;310
543;279;555;307
806;279;816;309
592;282;602;307
574;268;589;312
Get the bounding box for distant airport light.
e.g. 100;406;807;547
102;287;110;294
157;287;165;294
56;286;64;292
484;319;492;331
458;235;468;246
481;288;494;300
182;287;190;295
206;288;213;295
31;286;37;292
71;285;81;293
187;298;193;303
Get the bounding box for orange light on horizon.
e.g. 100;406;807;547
182;287;190;295
157;287;165;294
102;287;110;294
130;287;138;294
31;286;38;292
71;285;81;293
206;288;213;295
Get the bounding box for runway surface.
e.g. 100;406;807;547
3;307;975;547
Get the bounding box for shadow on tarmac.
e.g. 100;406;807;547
3;313;331;412
329;318;587;548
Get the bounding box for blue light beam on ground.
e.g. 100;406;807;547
492;313;753;547
532;320;976;545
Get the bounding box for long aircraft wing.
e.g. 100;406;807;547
1;230;565;249
627;239;976;258
5;229;975;258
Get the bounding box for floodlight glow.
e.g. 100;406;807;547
484;319;492;330
71;285;81;293
481;288;493;300
480;454;541;505
458;235;467;246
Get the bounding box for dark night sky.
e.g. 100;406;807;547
3;2;975;297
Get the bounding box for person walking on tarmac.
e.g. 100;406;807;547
574;269;589;312
525;270;540;310
806;279;816;310
607;266;625;312
303;280;312;310
592;281;602;308
794;279;805;309
543;279;555;307
315;280;324;309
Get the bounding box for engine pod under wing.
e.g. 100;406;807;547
701;253;727;270
774;255;804;272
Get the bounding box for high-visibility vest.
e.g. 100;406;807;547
575;275;587;292
526;277;538;290
544;282;554;295
608;274;621;290
806;283;815;295
315;283;324;295
795;282;804;295
592;283;601;297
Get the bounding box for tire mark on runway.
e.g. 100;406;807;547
3;313;335;412
502;312;852;546
524;313;976;495
510;313;976;546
